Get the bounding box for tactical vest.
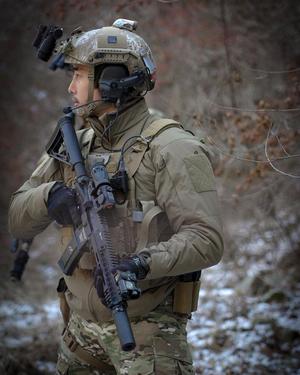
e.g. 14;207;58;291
59;118;189;322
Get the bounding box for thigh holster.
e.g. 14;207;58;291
173;271;201;314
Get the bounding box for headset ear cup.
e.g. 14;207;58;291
98;65;129;102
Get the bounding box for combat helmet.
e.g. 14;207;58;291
55;19;156;115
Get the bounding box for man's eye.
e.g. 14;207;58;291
73;72;81;80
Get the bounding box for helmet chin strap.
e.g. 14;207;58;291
87;65;95;103
73;65;117;118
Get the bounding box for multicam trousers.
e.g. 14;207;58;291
56;307;195;375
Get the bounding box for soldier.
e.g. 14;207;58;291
8;19;223;375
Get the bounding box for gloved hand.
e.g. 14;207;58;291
94;255;150;306
94;265;141;306
47;182;81;226
115;254;150;280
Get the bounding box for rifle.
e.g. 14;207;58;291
10;238;32;281
46;108;139;351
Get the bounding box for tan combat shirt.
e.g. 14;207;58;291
8;99;224;322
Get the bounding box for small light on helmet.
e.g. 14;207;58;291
112;19;138;32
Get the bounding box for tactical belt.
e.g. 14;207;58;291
62;327;116;373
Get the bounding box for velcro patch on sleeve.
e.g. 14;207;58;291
184;153;216;193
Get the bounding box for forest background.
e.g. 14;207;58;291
0;1;299;374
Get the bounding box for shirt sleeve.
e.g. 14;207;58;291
8;153;62;239
139;130;224;279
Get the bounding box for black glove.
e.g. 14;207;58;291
94;264;142;307
115;254;150;280
94;255;149;307
47;182;81;226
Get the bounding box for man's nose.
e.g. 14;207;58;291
68;78;76;94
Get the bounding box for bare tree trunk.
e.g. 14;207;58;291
220;0;237;108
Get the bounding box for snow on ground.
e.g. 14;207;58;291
0;299;61;349
188;264;300;374
187;224;300;375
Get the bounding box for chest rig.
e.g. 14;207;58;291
61;119;182;270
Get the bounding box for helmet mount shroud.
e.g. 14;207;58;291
34;19;157;116
33;25;63;62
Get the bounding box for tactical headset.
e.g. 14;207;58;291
97;65;146;103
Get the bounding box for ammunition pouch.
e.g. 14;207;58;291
173;271;201;314
57;277;70;326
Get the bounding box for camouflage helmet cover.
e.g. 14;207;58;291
57;19;156;92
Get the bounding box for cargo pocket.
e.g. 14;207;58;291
121;357;154;375
153;336;194;375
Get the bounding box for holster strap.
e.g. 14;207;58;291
62;328;115;372
57;278;70;326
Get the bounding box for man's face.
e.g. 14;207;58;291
68;65;101;108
